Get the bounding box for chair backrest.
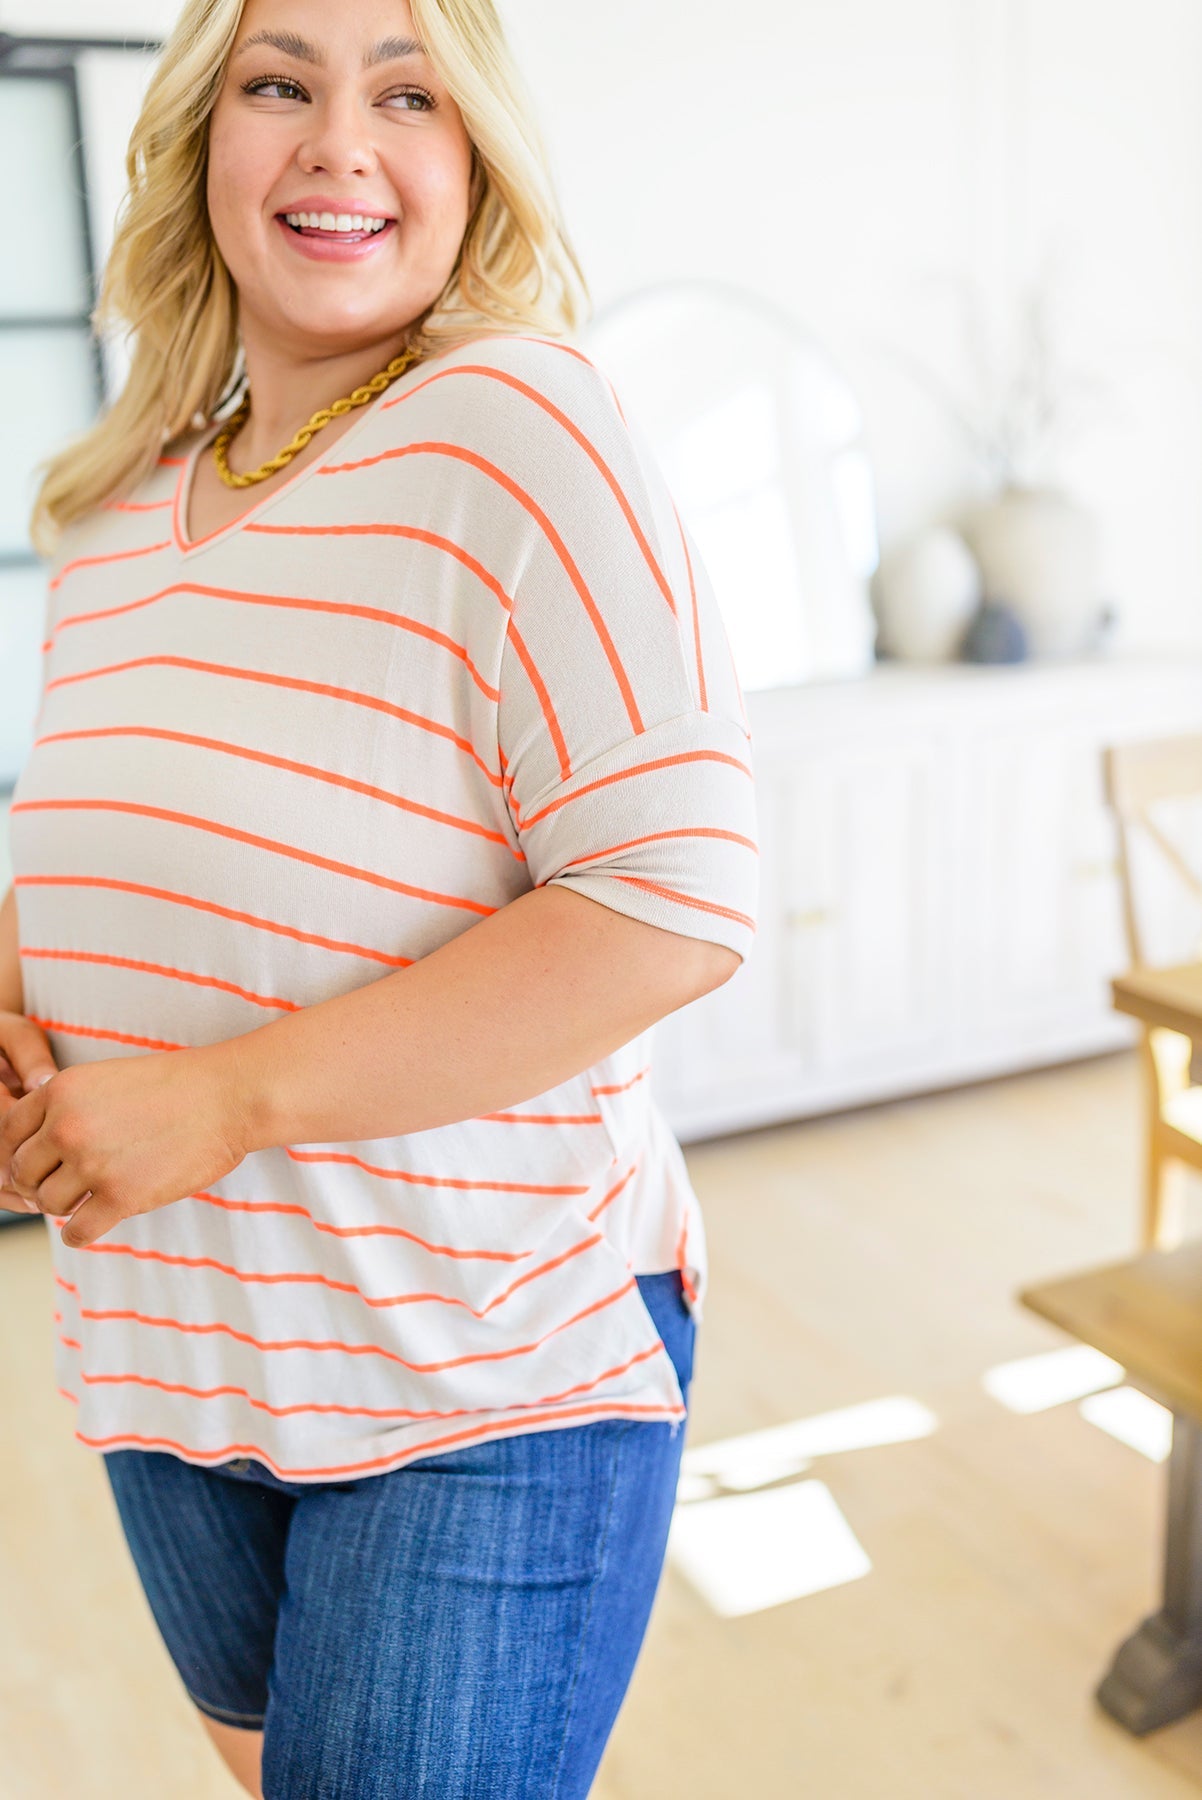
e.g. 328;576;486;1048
1104;734;1202;967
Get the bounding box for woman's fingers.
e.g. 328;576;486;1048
18;1160;83;1218
0;1013;57;1095
4;1132;62;1199
0;1093;40;1212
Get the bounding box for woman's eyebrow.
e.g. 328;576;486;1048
234;30;427;66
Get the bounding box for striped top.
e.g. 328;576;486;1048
9;331;759;1483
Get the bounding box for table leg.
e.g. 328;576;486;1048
1097;1414;1202;1734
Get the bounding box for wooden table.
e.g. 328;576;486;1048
1022;1243;1202;1733
1113;964;1202;1045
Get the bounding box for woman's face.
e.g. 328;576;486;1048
207;0;476;359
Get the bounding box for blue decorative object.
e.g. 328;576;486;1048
962;601;1029;664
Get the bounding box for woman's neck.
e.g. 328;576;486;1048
233;327;418;466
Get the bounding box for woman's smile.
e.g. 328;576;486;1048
274;210;399;260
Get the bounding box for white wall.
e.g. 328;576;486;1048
12;0;1202;649
499;0;1202;652
0;0;173;33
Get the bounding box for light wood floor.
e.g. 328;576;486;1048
4;1050;1202;1797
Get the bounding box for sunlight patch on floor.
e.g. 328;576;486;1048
676;1396;938;1501
667;1478;873;1618
983;1344;1125;1414
1078;1385;1173;1462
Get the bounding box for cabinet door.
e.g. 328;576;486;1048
652;732;955;1137
778;737;954;1087
650;764;807;1136
958;727;1133;1054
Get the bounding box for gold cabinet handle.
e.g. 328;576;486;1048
785;908;835;930
1073;860;1120;881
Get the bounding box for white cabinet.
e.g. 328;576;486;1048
652;657;1202;1143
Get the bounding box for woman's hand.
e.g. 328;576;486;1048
0;1047;252;1250
0;1011;61;1215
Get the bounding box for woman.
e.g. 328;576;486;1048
0;0;758;1793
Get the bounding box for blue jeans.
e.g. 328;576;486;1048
101;1270;696;1799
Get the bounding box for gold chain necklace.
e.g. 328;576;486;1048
212;345;422;489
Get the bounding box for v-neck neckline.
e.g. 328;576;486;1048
171;371;409;560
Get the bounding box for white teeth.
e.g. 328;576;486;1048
283;211;390;234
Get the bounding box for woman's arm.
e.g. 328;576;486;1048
208;883;739;1156
0;888;22;1017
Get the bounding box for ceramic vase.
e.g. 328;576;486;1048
872;526;982;662
960;486;1102;658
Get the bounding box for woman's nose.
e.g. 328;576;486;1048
297;97;380;179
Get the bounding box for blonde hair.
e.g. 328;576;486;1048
30;0;590;555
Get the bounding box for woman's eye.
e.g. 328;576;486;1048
385;88;435;112
243;75;306;101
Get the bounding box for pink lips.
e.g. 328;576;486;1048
275;214;398;262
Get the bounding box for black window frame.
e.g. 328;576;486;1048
0;31;161;799
0;31;162;576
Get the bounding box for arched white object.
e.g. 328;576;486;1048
583;280;880;690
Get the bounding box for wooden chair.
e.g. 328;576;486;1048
1105;733;1202;1250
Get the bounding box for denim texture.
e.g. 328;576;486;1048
101;1270;696;1798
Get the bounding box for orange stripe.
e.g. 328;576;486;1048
285;1144;594;1198
26;1014;179;1053
588;1159;639;1222
245;522;515;622
51;575;506;700
43;654;505;789
675;1208;698;1305
319;440;644;743
382;334;623;414
32;725;519;858
12;798;495;918
673;502;708;710
20;947;299;1015
566;824;759;864
608;874;756;932
188;1190;540;1262
69;1274;637;1375
107;498;173;514
59;1339;668;1424
49;540;171;591
14;874;411;969
479;1108;605;1126
593;1065;650;1096
67;1393;686;1480
520;745;753;831
379;363;679;622
69;1229;603;1320
157;456;186;467
501;616;571;782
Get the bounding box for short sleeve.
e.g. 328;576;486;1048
494;346;759;966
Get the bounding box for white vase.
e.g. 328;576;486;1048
873;526;982;662
960;486;1102;658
